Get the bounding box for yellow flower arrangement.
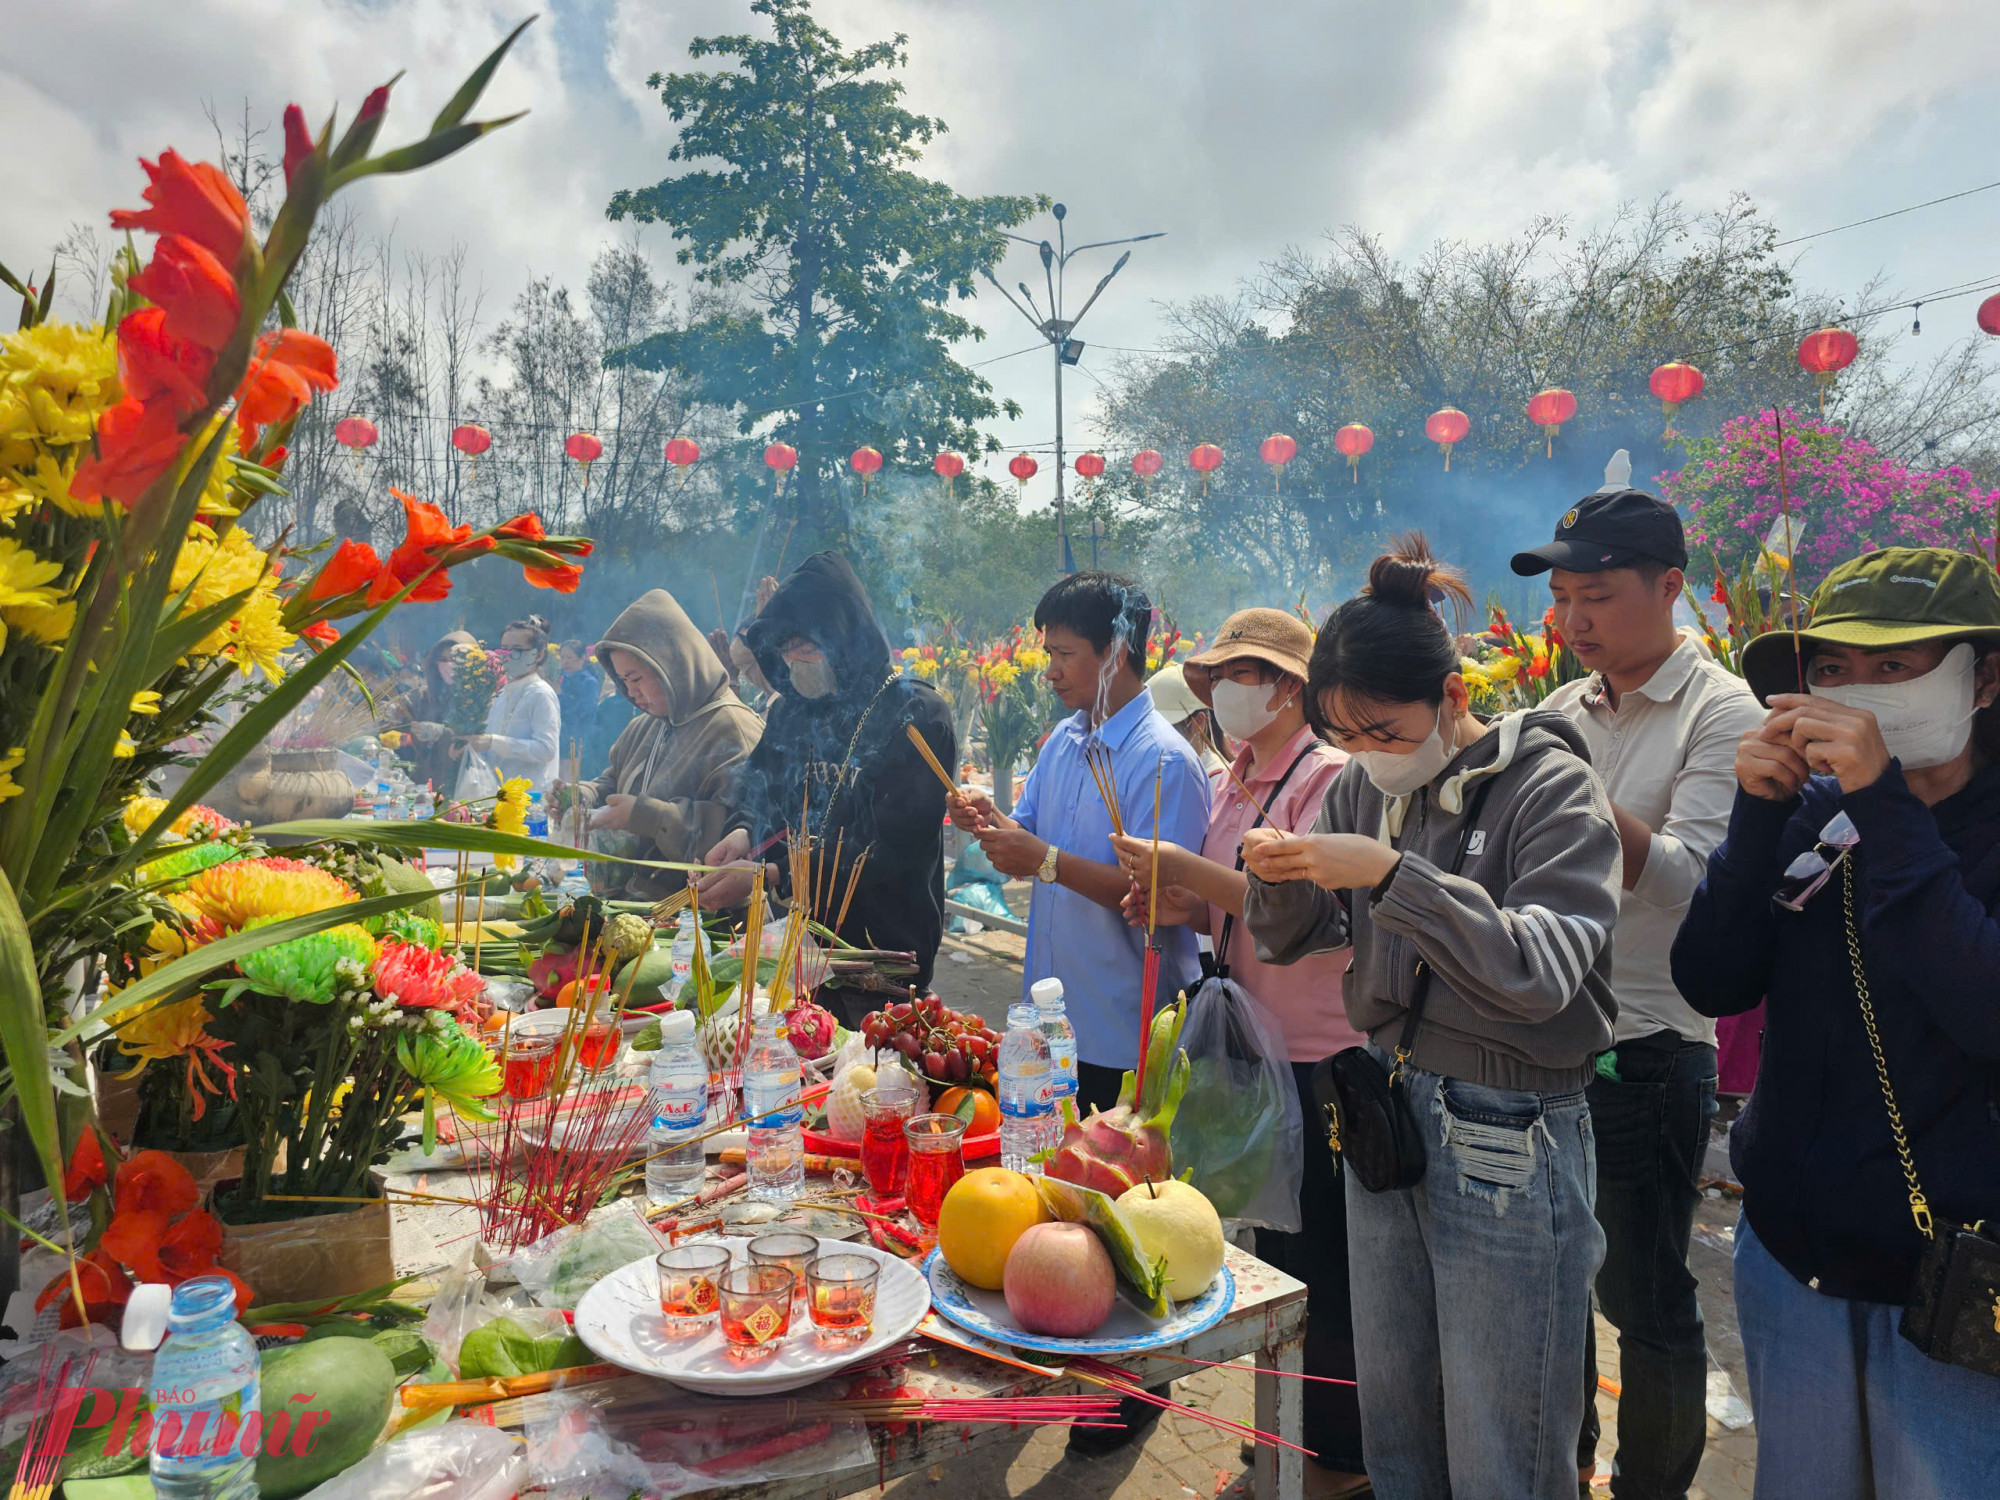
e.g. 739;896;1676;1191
1015;645;1051;673
0;538;66;654
169;522;295;677
0;323;118;473
490;775;530;869
0;746;23;803
110;993;235;1122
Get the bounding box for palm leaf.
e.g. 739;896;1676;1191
0;870;66;1211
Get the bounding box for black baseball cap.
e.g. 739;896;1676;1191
1510;489;1689;576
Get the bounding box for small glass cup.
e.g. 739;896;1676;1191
576;1019;622;1074
718;1264;795;1360
655;1244;731;1336
805;1254;880;1346
860;1088;916;1197
904;1114;968;1230
502;1035;556;1102
748;1232;820;1311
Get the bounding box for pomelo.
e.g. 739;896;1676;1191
937;1167;1047;1291
1117;1178;1225;1300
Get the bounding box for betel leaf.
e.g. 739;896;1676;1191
1035;1176;1172;1321
456;1316;592;1380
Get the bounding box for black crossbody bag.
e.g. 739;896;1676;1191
1309;778;1494;1194
1840;861;2000;1378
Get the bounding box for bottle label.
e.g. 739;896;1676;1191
152;1344;256;1409
1049;1036;1077;1077
744;1081;801;1131
653;1094;705;1133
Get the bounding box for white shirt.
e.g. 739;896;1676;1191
482;674;561;793
1544;637;1764;1044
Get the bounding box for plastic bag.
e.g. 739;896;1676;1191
295;1418;523;1500
525;1382;875;1498
507;1203;664;1311
455;747;501;803
1168;973;1303;1233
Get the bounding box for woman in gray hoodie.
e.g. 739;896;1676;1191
1244;536;1621;1500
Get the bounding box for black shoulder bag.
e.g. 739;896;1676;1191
1841;861;2000;1378
1200;744;1320;982
1309;777;1495;1194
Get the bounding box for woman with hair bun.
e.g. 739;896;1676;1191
1244;534;1622;1498
457;612;562;794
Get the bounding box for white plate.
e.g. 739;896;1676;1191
922;1249;1234;1356
573;1237;931;1396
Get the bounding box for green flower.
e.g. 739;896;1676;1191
380;911;444;950
398;1019;502;1153
233;917;379;1004
138;841;242;889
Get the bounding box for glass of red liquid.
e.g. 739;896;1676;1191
717;1264;795;1361
576;1020;622;1074
903;1113;967;1230
860;1088;915;1197
656;1244;730;1336
805;1253;880;1346
502;1036;556;1102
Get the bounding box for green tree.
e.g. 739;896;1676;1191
606;0;1042;540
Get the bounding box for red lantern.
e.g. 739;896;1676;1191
851;445;883;496
1423;408;1470;471
334;415;377;472
1796;327;1859;413
1258;434;1297;493
565;431;603;492
933;450;964;498
763;441;797;496
450;422;490;484
1074;452;1106;479
1131;448;1162;495
1525;389;1578;458
1648;362;1705;435
1979;293;2000;338
1007;453;1039;492
664;437;700;468
1332;423;1373;483
1188;443;1223;496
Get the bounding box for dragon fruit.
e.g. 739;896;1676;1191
1047;999;1190;1197
784;1002;838;1061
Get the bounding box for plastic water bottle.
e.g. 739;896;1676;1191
665;908;707;1003
998;1000;1054;1174
371;775;393;822
1034;977;1077;1152
646;1011;709;1204
743;1009;804;1203
526;790;549;840
147;1276;260;1500
412;781;435;821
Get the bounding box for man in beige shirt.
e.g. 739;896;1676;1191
1514;483;1763;1500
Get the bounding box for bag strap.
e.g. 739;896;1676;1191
1213;744;1322;975
1841;859;1936;1240
1391;776;1497;1083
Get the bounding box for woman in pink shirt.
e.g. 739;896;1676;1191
1113;608;1367;1492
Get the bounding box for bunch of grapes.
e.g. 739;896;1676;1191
860;994;1001;1088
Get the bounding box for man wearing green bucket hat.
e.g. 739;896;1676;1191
1674;546;2000;1492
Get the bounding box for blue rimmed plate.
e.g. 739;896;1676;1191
921;1249;1234;1356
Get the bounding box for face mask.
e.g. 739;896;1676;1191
1349;702;1456;797
1211;678;1290;740
787;657;837;700
1811;642;1978;770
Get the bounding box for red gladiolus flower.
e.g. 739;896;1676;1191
308;538;383;600
301;620;338;645
263;444;289;469
158;1208;224;1278
282;104;314;188
525;561;584;593
129;234;241;352
35;1249;132;1327
113;1149;199;1217
69;396;188;508
116;305;214;415
394;487;471;552
64;1131;110;1202
357;84;392;127
109;150;250;268
494;512;546;542
368;541;453;606
235;328;337;439
1527;655;1551;680
101;1209;172;1282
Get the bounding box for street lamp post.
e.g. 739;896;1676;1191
1089;514;1105;570
983;205;1162;574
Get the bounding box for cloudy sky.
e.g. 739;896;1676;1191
9;0;2000;507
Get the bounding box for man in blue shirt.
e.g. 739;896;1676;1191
952;572;1210;1110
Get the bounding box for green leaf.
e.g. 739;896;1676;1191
332;115;528;190
0;869;67;1215
431;16;537;133
457;1315;591;1380
246;819;703;871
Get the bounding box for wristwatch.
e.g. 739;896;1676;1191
1036;843;1060;883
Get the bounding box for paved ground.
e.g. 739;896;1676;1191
916;889;1759;1500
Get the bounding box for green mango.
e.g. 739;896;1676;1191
255;1338;397;1499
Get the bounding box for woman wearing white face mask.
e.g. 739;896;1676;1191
1232;536;1623;1499
1114;609;1367;1488
1673;547;2000;1494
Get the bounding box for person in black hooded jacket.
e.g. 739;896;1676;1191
697;553;955;1019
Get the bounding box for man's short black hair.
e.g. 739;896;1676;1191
1034;571;1150;677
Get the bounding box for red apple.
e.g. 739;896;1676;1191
1002;1222;1116;1338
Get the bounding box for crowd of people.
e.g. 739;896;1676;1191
377;485;2000;1498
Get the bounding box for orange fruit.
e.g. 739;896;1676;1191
936;1167;1048;1291
936;1085;1000;1137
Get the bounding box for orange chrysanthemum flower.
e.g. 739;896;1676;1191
182;856;357;930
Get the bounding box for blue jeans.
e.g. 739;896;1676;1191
1578;1033;1719;1497
1346;1060;1605;1500
1734;1214;2000;1499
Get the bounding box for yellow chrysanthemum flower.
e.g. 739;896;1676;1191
490;776;531;870
2;595;76;649
183;856;358;931
170;523;295;677
1015;647;1051;672
0;747;24;803
0;324;118;454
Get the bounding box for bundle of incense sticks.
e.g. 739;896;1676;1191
905;722;958;796
1065;1355;1314;1457
1084;736;1125;835
8;1347;94;1500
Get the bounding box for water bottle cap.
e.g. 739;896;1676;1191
1031;978;1065;1008
659;1010;695;1041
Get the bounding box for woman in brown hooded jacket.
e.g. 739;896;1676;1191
396;629;476;800
570;590;763;900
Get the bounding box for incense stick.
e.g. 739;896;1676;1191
905;722;958;796
835;846;871;931
1147;752;1164;935
1773;408;1804;691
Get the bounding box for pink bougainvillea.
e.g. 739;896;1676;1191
1661;409;2000;588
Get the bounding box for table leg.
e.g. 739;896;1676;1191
1254;1333;1305;1500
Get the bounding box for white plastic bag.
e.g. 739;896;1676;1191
1169;973;1304;1232
454;746;501;803
297;1418;523;1500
